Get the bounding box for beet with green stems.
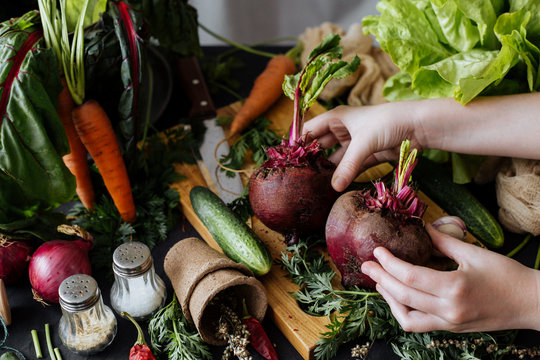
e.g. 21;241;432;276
249;34;360;244
326;141;432;289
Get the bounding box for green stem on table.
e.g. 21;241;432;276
45;324;56;360
139;61;154;150
334;290;379;298
198;23;277;58
216;36;299;61
54;348;63;360
506;234;531;258
31;330;43;359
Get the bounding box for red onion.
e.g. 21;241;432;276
0;237;33;284
28;225;93;304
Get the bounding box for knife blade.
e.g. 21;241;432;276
175;56;244;204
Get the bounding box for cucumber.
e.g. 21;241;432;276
414;157;504;248
190;186;272;276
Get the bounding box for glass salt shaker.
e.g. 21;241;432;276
110;241;167;321
58;274;117;355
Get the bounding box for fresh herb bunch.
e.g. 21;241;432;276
218;116;281;177
148;295;211;360
279;236;518;360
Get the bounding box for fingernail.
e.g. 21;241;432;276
332;175;345;191
360;262;371;275
373;247;384;259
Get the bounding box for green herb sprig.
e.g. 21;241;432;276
148;295;211;360
218;116;281;177
279;236;518;360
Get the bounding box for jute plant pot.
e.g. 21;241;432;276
164;237;268;345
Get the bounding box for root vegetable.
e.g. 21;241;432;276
326;141;432;288
249;34;359;244
28;225;93;304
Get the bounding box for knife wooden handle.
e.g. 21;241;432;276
174;56;217;119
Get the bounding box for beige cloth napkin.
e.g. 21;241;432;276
496;158;540;236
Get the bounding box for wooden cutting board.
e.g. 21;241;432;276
169;96;481;360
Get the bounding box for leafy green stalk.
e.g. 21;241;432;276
282;34;360;145
38;0;89;105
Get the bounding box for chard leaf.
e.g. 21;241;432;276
66;0;107;32
0;13;75;224
126;0;202;57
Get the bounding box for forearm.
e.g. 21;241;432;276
411;93;540;160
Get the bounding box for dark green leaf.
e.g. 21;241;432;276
0;13;76;224
126;0;202;58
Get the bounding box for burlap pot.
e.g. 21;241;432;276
164;237;268;345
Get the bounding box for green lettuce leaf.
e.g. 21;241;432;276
0;12;76;223
365;0;540;105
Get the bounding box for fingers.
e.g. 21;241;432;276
376;285;449;333
362;247;448;298
426;224;480;263
331;138;368;191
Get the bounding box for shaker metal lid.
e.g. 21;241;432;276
59;274;100;312
112;241;152;277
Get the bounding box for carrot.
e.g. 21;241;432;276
72;100;136;223
58;78;95;210
229;54;296;135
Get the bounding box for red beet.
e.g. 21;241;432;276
326;191;432;288
248;35;359;244
325;141;432;289
249;140;338;244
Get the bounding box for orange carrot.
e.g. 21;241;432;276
72;100;136;223
58;78;95;210
230;54;296;135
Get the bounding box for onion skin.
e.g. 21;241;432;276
0;239;33;284
326;191;432;288
249;152;338;244
28;237;92;304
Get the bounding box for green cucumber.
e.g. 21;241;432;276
190;186;272;276
414;157;504;248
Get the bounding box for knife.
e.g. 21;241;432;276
174;56;244;204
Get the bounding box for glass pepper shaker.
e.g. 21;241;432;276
110;241;167;321
58;274;117;355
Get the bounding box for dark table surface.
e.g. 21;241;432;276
4;45;540;360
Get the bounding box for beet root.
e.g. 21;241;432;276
249;141;338;244
326;190;432;288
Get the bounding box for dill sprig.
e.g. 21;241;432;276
148;295;211;360
279;236;520;360
218;116;281;177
